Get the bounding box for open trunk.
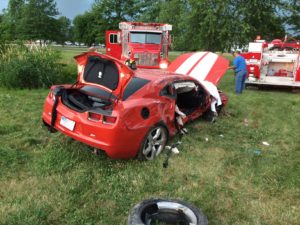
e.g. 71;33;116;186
74;52;134;100
60;86;114;115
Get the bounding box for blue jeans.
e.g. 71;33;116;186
235;70;247;94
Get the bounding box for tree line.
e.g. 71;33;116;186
0;0;72;45
0;0;299;51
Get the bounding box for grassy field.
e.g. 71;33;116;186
0;48;299;225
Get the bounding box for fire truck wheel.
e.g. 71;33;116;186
127;198;208;225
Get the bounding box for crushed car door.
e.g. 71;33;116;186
159;82;178;136
168;52;229;85
173;80;209;122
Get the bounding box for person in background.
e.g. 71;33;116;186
228;50;247;94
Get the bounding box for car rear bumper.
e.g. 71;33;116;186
42;97;147;159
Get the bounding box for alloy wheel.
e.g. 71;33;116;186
142;126;167;160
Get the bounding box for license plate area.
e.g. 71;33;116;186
60;116;75;131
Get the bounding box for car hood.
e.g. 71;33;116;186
168;52;229;85
74;52;134;99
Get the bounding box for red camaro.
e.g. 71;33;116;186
42;51;229;160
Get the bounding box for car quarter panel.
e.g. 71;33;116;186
43;96;148;159
121;98;176;133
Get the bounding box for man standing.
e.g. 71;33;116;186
229;50;247;94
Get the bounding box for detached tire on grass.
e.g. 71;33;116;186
128;199;208;225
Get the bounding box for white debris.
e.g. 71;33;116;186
205;138;209;142
171;147;180;154
219;134;224;138
244;118;249;126
262;141;270;146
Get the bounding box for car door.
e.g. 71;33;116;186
159;82;178;136
172;79;210;123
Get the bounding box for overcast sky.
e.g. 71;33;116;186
0;0;94;19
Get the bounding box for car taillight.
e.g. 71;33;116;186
88;112;102;121
103;115;117;124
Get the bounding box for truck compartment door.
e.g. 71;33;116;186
106;30;122;60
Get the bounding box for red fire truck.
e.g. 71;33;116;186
105;22;172;69
242;38;300;88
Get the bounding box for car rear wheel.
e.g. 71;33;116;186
138;125;168;160
127;198;208;225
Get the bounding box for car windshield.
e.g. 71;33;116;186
130;32;162;44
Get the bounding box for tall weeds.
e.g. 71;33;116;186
0;44;63;89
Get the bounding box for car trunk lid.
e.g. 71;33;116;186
74;52;134;99
168;51;229;85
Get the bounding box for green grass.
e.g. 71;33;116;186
0;49;299;225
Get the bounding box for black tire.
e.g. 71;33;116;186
203;109;215;122
137;125;168;161
128;198;208;225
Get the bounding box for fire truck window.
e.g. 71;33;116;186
110;34;118;44
130;32;162;44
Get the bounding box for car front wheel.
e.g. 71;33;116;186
138;125;168;160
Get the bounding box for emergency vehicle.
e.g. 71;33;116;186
105;22;172;69
241;38;300;88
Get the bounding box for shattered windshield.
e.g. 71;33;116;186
130;32;162;44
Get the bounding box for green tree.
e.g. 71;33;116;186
0;14;6;41
183;0;239;51
56;16;72;45
182;0;285;51
73;12;102;46
4;0;25;40
17;0;59;42
235;0;285;42
73;0;147;45
73;0;289;51
156;0;189;50
282;0;300;37
92;0;147;42
93;0;145;28
137;0;161;22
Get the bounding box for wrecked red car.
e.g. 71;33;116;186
42;51;229;160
